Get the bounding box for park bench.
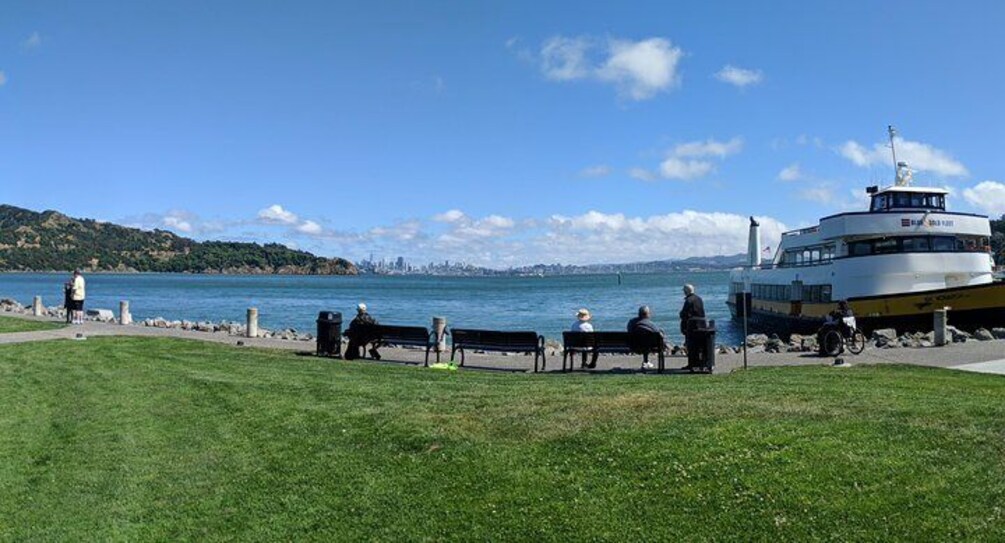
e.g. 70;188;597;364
561;331;668;372
346;324;443;365
450;329;546;372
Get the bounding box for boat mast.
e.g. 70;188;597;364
888;125;899;179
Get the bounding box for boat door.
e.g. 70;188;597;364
790;280;803;316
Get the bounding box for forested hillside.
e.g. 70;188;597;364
0;205;357;275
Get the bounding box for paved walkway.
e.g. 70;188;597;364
2;313;1004;375
950;359;1005;375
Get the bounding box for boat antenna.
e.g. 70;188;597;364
888;125;899;178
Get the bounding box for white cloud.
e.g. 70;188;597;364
638;137;743;181
963;181;1005;216
837;137;968;177
481;215;515;229
579;164;612;178
659;157;715;180
672;137;743;158
433;209;466;223
120;210;225;236
778;163;802;181
0;71;6;86
714;65;763;87
257;204;299;225
296;220;323;235
22;31;41;50
596;38;683;100
532;35;684;100
628;167;658;182
797;186;837;206
162;215;193;233
544;210;788;264
540;36;591;81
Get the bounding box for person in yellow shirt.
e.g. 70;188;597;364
70;269;86;325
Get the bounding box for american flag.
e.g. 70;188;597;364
762;246;771;253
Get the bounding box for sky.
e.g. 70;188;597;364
3;0;1005;267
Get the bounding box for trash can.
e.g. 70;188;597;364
316;311;342;357
700;320;716;372
686;319;716;373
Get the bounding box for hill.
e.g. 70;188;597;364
0;205;357;275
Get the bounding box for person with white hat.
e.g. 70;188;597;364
345;302;380;360
570;308;594;333
570;308;599;368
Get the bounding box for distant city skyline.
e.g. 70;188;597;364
4;1;1005;266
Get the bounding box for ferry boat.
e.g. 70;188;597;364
728;127;1005;335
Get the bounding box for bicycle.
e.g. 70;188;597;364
819;317;866;356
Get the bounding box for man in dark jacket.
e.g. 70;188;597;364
627;305;665;370
679;284;707;371
345;303;380;360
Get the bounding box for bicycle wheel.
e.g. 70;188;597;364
821;330;844;357
848;330;866;354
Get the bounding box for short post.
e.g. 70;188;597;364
119;300;132;325
933;308;948;346
247;308;259;338
32;296;43;317
432;316;447;352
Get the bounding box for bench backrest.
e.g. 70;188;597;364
562;331;594;349
376;324;431;343
593;331;633;350
452;329;541;350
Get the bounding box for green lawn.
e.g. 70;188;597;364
0;315;64;334
0;337;1003;541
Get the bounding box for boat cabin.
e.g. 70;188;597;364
868;186;947;212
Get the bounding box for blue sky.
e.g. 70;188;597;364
3;0;1005;266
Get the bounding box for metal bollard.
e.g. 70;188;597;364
933;308;948;346
432;316;447;353
247;308;259;338
119;300;132;325
32;296;43;317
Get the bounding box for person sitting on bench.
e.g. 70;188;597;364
570;308;599;368
345;303;380;360
627;305;664;370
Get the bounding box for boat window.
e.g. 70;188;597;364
873;238;898;254
902;237;930;252
870;194;888;211
931;236;954;252
876;191;947;211
821;285;832;302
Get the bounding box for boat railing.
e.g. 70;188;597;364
781;226;820;238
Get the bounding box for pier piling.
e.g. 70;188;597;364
119;300;132;325
432;316;447;353
32;296;43;317
933;308;948;346
247;308;259;338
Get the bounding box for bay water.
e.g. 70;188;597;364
0;271;742;345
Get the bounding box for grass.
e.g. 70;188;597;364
0;315;65;334
0;337;1003;541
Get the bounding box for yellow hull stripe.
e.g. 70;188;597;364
750;283;1005;319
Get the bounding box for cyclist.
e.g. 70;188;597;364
817;300;855;354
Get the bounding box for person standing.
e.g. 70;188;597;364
63;279;74;324
679;284;707;371
70;269;86;325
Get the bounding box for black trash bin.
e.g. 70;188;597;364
699;320;716;373
316;311;343;357
686;319;716;373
